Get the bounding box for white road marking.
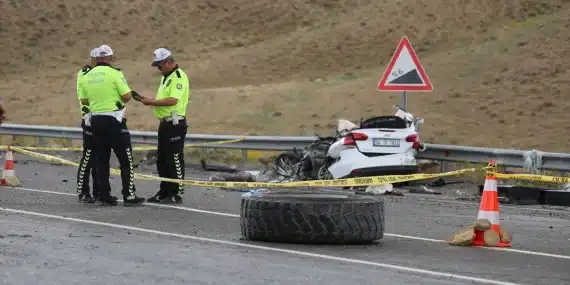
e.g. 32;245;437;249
0;206;524;285
410;197;568;214
8;186;570;260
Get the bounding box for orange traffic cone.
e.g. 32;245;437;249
1;147;21;187
472;170;511;247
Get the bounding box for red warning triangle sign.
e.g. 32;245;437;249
377;36;433;92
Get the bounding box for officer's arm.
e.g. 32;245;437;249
76;71;82;99
149;97;177;106
78;75;89;106
121;92;132;102
115;72;132;103
145;78;182;106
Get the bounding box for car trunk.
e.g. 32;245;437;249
354;128;416;155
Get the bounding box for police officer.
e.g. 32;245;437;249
78;44;145;206
136;48;189;204
76;47;100;203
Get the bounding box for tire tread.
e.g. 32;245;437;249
240;194;385;244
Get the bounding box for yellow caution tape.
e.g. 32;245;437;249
10;146;491;188
0;137;245;152
491;172;570;184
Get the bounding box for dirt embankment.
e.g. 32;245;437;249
1;0;569;151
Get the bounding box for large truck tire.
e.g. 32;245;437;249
240;188;385;244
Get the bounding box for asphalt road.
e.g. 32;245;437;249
1;157;569;285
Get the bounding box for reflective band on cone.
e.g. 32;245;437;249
1;149;21;187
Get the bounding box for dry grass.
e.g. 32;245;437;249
2;0;570;152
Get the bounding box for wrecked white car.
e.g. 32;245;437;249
325;105;427;179
268;105;426;182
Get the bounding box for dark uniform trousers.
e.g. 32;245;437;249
90;115;137;199
156;119;188;197
76;118;99;198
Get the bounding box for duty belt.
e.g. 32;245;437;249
91;107;126;123
82;113;92;127
160;116;185;123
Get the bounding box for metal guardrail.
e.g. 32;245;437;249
1;123;570;172
0;123;308;151
417;144;570;172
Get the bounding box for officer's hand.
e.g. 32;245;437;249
141;97;154;106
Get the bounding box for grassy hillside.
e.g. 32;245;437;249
1;0;569;151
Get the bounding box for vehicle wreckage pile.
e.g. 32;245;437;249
208;106;440;195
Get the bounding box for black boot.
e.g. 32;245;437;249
146;190;167;203
159;194;183;204
81;193;96;203
97;196;118;206
123;195;145;206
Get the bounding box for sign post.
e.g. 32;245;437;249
377;36;433;111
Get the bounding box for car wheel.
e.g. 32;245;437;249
240;188;385;244
317;163;333;180
274;152;300;179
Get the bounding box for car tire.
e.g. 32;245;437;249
316;164;332;180
274;151;301;178
240;188;385;244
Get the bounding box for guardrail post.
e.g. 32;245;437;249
199;147;206;163
241;149;247;169
440;161;447;173
39;136;45;146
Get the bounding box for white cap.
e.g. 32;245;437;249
97;44;114;57
90;47;100;58
151;48;172;67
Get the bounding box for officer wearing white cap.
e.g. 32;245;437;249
78;44;145;206
76;47;101;203
134;48;190;204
